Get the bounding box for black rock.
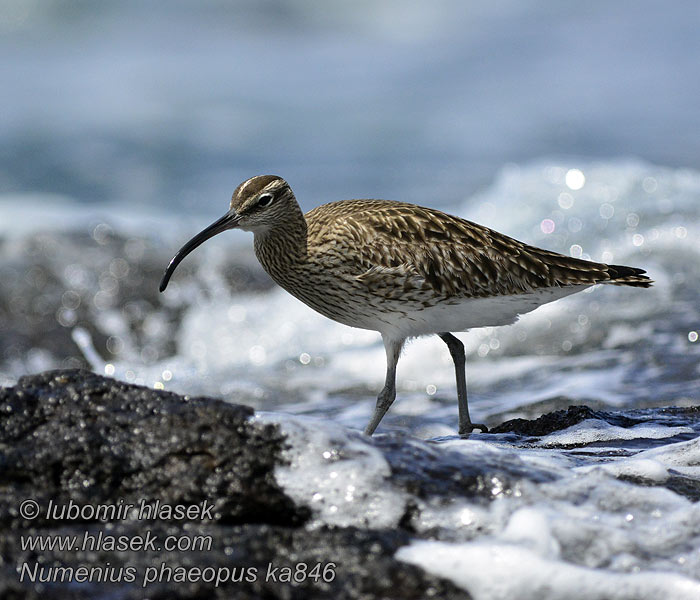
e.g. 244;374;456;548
0;369;307;529
0;369;470;600
1;522;470;600
9;369;695;599
491;405;635;437
491;404;700;444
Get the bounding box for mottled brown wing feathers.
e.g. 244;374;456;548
305;200;652;298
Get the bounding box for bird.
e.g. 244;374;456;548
159;175;652;436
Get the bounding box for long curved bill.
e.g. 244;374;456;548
159;210;240;292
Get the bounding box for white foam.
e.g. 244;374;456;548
246;411;700;592
636;435;700;468
256;414;409;529
572;437;700;483
397;538;700;600
601;437;700;481
580;458;671;483
537;419;693;447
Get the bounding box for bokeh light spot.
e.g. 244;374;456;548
540;219;555;234
565;169;585;190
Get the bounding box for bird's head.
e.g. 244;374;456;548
159;174;294;292
229;174;294;233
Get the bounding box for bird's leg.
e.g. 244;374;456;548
364;336;404;436
439;333;488;435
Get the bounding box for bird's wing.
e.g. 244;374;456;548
307;200;618;298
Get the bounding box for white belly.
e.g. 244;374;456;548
375;285;591;338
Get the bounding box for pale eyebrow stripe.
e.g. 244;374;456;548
237;177;256;195
262;179;284;193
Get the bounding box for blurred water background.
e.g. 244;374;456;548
3;2;700;597
1;0;698;413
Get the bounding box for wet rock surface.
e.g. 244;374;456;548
492;404;700;444
0;369;306;530
0;370;469;599
1;522;469;600
374;433;557;502
2;370;699;598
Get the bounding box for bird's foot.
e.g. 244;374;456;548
459;422;489;436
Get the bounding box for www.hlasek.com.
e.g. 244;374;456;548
17;498;337;587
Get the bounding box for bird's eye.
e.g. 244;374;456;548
257;193;274;207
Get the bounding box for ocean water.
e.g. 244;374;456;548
3;160;700;599
266;413;700;600
6;159;695;429
2;1;700;597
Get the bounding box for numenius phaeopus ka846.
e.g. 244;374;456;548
160;175;652;435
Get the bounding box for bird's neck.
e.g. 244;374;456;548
253;206;309;283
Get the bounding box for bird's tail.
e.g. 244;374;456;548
604;264;653;288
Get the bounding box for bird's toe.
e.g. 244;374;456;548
459;423;489;436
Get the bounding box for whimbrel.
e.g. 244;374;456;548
160;175;652;435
